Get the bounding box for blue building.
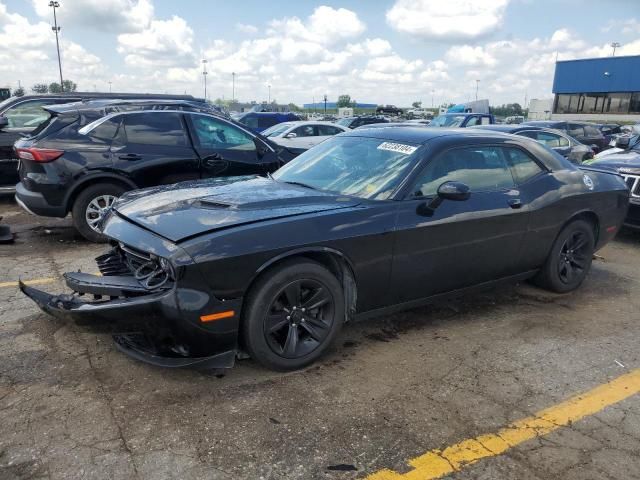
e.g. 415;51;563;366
552;55;640;121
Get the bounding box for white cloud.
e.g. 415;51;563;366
386;0;510;40
446;45;497;67
236;23;258;34
31;0;153;33
268;6;365;46
117;15;195;68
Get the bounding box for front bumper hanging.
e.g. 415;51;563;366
19;245;238;369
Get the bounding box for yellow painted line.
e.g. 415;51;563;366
366;368;640;480
0;277;57;289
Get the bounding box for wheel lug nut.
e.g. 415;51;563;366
286;316;290;320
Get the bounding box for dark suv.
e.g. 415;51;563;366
0;93;211;193
521;121;607;152
335;116;389;129
14;100;296;241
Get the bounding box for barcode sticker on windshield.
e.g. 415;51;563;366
377;142;418;155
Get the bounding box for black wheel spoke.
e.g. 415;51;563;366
284;283;301;307
302;287;330;310
283;325;299;356
300;320;323;342
266;312;289;333
570;257;586;269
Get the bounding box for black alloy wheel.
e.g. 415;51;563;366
557;231;590;285
264;279;335;359
532;219;595;293
242;259;345;371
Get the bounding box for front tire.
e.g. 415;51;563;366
532;219;595;293
242;260;345;371
71;183;127;243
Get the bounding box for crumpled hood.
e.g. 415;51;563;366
112;176;360;242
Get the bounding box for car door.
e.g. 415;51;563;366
186;113;281;177
289;125;317;149
390;144;530;303
111;112;200;188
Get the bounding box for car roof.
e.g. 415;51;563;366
522;120;559;126
471;124;547;133
281;120;344;127
44;99;218;116
343;127;512;144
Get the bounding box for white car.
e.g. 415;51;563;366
261;121;349;150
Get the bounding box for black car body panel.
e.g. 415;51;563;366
0;93;211;192
14;105;296;218
22;128;629;368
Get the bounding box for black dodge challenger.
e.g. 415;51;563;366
21;128;629;371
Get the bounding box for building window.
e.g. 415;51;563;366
630;93;640;114
555;92;638;115
605;93;631;114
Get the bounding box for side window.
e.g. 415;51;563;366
517;131;538;140
558;135;570;147
123;113;187;146
86;117;121;145
241;116;259;130
294;125;315;137
584;125;601;136
504;148;543;184
535;132;561;148
4;100;52;129
190;114;256;151
465;116;479;127
317;125;342;136
568;124;585;138
411;146;515;197
480;116;492;125
258;117;275;130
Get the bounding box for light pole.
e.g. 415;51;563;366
108;81;112;93
323;94;327;115
232;72;235;103
431;89;434;108
268;84;271;104
201;59;208;100
49;1;64;91
611;42;621;56
475;79;480;101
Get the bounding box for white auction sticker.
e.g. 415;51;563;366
377;142;418;155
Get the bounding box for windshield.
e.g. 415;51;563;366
273;136;421;200
429;115;466;127
262;123;293;137
336;118;352;127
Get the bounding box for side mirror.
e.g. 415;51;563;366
437;181;471;201
615;137;631;150
0;116;8;130
417;181;470;216
284;132;297;138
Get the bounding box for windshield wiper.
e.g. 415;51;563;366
282;181;318;190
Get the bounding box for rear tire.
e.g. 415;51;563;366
72;183;127;243
532;219;595;293
242;259;345;371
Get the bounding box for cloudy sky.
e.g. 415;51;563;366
2;0;640;107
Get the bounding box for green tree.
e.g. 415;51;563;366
13;87;25;97
32;83;48;94
412;101;422;108
49;82;62;93
337;94;353;108
62;80;77;92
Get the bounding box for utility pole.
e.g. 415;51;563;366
323;94;327;115
49;1;64;92
475;79;480;101
611;42;621;56
232;72;235;103
202;59;208;100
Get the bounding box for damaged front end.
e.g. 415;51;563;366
21;239;240;369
